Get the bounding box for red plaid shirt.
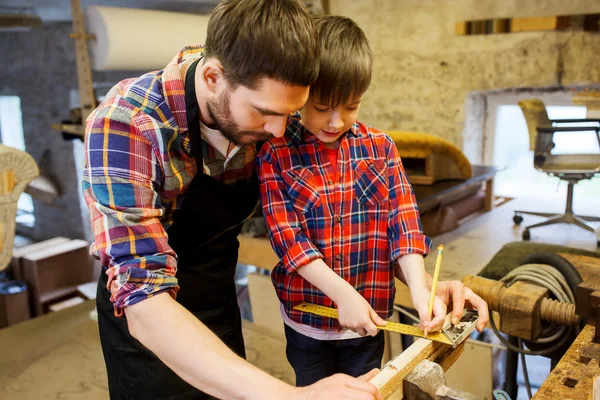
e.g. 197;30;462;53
258;115;431;330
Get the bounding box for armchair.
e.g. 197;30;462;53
514;99;600;247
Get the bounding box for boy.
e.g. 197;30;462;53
257;15;488;386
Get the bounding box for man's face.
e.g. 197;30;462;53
207;78;309;146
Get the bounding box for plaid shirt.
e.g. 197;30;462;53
258;115;431;330
82;46;256;316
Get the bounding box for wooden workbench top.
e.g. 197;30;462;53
533;324;599;400
0;300;293;399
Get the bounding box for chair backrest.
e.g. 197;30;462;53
0;145;39;271
519;99;553;154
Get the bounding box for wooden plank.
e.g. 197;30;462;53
511;16;559;32
48;296;85;313
483;178;494;211
247;272;284;334
0;300;107;400
557;253;600;285
533;325;600;399
238;235;279;271
455;21;467;36
0;299;295;399
493;19;510;33
10;237;71;281
370;339;463;399
242;320;294;384
21;239;92;316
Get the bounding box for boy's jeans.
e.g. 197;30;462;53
284;324;385;387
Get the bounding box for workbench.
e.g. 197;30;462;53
0;300;294;399
413;165;499;214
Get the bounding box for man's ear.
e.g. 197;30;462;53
200;58;226;95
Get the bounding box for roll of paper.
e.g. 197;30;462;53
85;6;209;71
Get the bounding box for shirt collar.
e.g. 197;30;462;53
162;45;205;135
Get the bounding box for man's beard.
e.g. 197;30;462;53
207;90;274;146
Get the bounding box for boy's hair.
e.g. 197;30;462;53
204;0;319;89
310;15;372;107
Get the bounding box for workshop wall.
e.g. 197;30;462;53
329;0;600;162
0;23;144;242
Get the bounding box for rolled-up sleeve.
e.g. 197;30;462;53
385;137;432;260
82;105;179;317
257;142;323;273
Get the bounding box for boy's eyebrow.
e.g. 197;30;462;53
253;104;287;117
347;99;363;106
314;99;364;107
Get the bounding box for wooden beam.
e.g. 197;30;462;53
238;235;279;271
370;339;465;399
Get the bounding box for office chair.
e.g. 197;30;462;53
514;99;600;247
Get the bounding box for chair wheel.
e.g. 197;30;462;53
513;215;523;225
522;230;531;241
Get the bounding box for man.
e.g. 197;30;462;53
82;1;489;399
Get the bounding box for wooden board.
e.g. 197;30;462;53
370;339;465;399
10;237;70;281
238;236;279;271
241;320;295;384
533;325;599;399
247;272;284;335
558;253;600;285
0;299;295;399
21;239;92;316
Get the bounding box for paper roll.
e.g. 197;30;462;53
85;6;209;71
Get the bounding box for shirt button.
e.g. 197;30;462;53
328;179;333;185
336;254;343;261
335;216;342;223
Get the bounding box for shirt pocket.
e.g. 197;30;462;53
282;167;321;214
354;159;389;206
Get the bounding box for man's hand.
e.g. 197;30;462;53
293;369;383;400
433;280;489;332
337;289;387;337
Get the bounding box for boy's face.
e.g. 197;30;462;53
299;96;363;148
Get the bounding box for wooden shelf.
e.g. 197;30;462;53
456;13;599;36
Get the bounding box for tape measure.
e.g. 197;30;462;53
293;302;453;345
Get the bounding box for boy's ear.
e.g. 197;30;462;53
200;58;226;94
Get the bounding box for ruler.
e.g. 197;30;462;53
293;302;453;345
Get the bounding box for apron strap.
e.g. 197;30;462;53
184;58;204;169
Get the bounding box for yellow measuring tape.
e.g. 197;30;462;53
293;302;453;345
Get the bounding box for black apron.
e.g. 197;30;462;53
96;58;259;400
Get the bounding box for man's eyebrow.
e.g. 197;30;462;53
253;105;287;117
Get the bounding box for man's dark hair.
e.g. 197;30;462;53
204;0;319;89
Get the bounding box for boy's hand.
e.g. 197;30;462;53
434;280;489;332
337;289;387;336
409;286;447;333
